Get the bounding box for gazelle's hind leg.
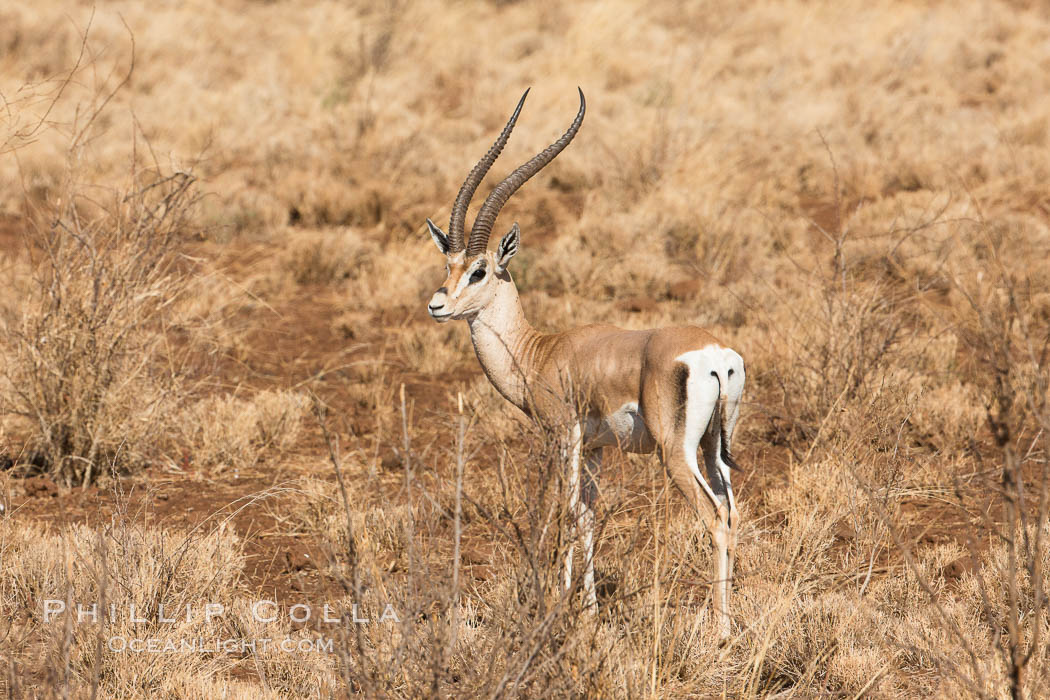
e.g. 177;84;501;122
660;438;731;638
580;450;600;609
699;396;735;636
720;352;745;586
650;352;734;639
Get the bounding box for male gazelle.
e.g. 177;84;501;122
425;89;746;638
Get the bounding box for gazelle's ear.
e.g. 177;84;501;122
496;223;520;271
426;218;451;255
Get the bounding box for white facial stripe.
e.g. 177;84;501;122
453;270;471;295
454;260;486;295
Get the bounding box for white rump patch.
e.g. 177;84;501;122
675;347;736;507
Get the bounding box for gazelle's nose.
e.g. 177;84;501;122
429;287;448;305
428;287;449;315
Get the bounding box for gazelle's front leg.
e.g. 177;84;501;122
563;423;598;611
563;424;582;594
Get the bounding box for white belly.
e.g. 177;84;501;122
585;402;655;452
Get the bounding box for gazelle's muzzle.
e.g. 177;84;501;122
428;286;452;321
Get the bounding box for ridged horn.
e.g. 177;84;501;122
467;87;585;257
447;89;530;253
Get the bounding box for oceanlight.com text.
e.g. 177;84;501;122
106;636;336;654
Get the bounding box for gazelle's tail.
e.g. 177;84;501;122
718;393;740;472
709;374;741;473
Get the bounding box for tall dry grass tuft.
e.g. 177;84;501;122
177;389;309;474
1;499;247;697
0;165;198;486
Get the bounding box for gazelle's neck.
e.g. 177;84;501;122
467;276;541;412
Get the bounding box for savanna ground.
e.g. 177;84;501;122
1;1;1049;697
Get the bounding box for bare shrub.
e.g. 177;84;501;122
760;146;948;461
0;168;198;486
769;277;912;449
849;226;1050;699
946;251;1050;699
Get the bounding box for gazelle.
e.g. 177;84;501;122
424;89;746;638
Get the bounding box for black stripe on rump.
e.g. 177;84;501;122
673;364;689;430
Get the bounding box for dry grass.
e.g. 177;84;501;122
1;0;1049;697
177;389;309;474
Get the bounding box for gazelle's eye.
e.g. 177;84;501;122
469;268;486;284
